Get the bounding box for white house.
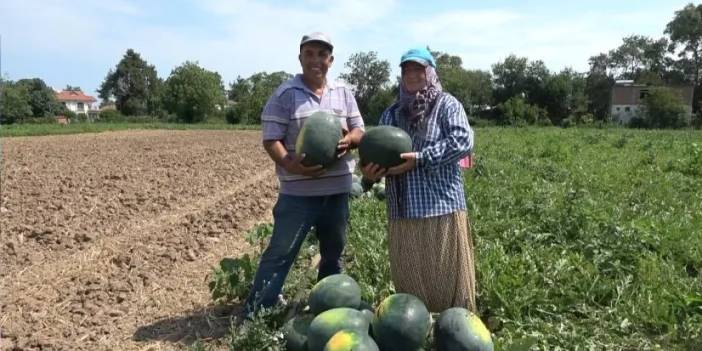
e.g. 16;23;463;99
55;90;97;114
610;80;694;124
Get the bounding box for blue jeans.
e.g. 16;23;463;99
244;193;350;314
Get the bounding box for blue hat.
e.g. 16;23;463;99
400;47;436;68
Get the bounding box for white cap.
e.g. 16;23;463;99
300;32;333;52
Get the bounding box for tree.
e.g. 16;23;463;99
429;49;493;113
492;55;551;107
641;87;689;128
228;71;293;124
16;78;61;117
492;55;529;104
585;53;615;121
666;4;702;86
339;51;391;119
366;84;398;125
163;61;225;123
64;85;82;92
608;35;671;82
0;81;32;124
98;49;162;116
540;68;588;124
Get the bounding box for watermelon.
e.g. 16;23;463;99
309;274;362;315
351;182;364;197
308;307;370;351
371;293;431;351
296;111;343;167
283;314;315;351
435;308;494;351
359;126;412;168
357;300;374;312
323;330;379;351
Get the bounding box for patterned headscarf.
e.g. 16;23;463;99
399;65;443;127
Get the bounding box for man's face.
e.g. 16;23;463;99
299;42;333;81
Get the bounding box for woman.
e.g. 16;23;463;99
361;47;476;312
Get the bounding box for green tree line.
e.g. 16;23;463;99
3;3;702;129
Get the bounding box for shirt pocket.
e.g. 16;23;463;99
331;108;349;132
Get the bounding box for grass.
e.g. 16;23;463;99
0;121;260;137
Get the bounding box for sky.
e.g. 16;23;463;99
0;0;693;98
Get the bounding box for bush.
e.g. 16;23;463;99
495;97;548;126
641;87;688;129
98;109;124;122
628;116;648;129
225;106;241;124
560;117;573;128
692;112;702;129
24;116;58;124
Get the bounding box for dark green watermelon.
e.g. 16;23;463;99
296;111;343;167
307;307;370;351
435;307;494;351
323;329;379;351
308;274;362;315
283;314;315;351
371;293;431;351
359;126;412;168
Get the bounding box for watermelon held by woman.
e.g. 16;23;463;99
435;307;494;351
296;111;343;168
358;126;413;168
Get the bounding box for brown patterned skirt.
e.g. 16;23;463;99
388;210;476;313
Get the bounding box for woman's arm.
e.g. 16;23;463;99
415;98;474;169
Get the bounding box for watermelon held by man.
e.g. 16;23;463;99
295;111;344;168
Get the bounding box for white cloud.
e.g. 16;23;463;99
0;0;691;94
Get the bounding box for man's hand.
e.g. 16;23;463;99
337;129;352;158
283;153;325;177
387;152;417;175
361;163;387;182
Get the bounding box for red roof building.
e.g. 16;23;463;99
55;90;97;114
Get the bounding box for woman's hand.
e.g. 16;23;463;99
361;163;387;182
387;152;417;175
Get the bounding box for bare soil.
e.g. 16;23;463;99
0;130;279;350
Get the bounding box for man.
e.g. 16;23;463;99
244;32;365;315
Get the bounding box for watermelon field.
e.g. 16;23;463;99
1;127;701;350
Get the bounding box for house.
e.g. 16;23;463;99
610;80;694;124
56;90;97;114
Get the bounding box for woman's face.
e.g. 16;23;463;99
401;61;427;93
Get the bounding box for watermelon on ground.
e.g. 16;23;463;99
307;307;370;351
323;329;379;351
283;314;315;351
435;307;494;351
371;293;431;351
309;274;362;315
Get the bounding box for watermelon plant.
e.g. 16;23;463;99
206;127;702;350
